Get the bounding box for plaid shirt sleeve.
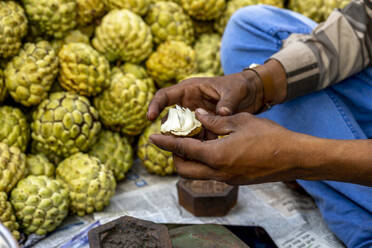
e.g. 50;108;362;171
271;0;372;100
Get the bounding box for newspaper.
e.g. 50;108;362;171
30;160;345;248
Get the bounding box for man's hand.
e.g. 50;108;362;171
150;109;305;185
147;70;263;121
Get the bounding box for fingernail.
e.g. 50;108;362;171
219;107;231;115
196;108;208;115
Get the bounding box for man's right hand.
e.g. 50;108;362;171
147;70;264;121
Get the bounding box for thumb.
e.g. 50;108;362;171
216;91;242;116
195;108;234;135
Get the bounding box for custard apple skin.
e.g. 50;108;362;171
194;33;223;76
26;154;55;177
89;130;133;181
0;1;28;59
51;29;91;54
0;192;20;240
260;0;284;8
138;118;175;176
180;0;226;21
0;68;7;102
56;153;116;216
77;0;106;26
10;175;69;235
146;41;197;88
111;63;156;94
145;2;194;45
92;9;153;63
94;73;154;136
30;140;64;165
58;43;110;97
21;0;77;39
0;106;30;152
0;142;26;193
5;41;59;107
31;92;101;158
103;0;150;16
214;0;257;34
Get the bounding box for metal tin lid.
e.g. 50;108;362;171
0;223;18;248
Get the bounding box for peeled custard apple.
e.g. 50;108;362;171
26;154;54;177
10;175;69;235
194;33;223;76
145;1;194;45
21;0;77;39
92;9;153;63
146;41;197;88
0;1;28;59
138;118;175;176
5;41;59;107
161;105;202;136
0;142;26;193
56;153;116;216
58;43;110;97
31;92;101;158
214;0;257;34
111;63;156;94
181;0;226;21
0;106;30;152
0;69;7;102
0;192;20;240
76;0;106;26
103;0;151;16
51;29;91;53
94;73;154;136
89;130;133;181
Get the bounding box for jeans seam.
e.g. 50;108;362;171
325;90;362;139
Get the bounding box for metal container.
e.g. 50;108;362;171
0;223;18;248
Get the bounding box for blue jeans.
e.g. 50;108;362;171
221;5;372;248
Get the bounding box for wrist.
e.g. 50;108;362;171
241;69;264;113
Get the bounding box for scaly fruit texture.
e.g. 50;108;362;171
0;1;28;59
0;192;20;240
56;153;116;216
58;43;110;97
21;0;77;39
111;63;156;94
0;106;30;152
93;9;153;63
26;154;55;177
5;41;59;107
76;0;106;26
94;73;154;136
31;92;101;158
51;29;91;53
103;0;151;16
10;175;69;235
214;0;257;34
89;130;133;181
261;0;284;8
194;33;223;76
0;69;7;102
0;142;26;193
146;41;197;88
289;0;349;22
145;1;194;45
181;0;226;21
138;118;175;176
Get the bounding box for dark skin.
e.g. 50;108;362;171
148;60;372;187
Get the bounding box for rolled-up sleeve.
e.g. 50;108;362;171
271;0;372;100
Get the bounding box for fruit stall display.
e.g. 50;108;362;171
0;0;349;242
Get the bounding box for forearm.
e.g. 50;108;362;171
293;134;372;186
